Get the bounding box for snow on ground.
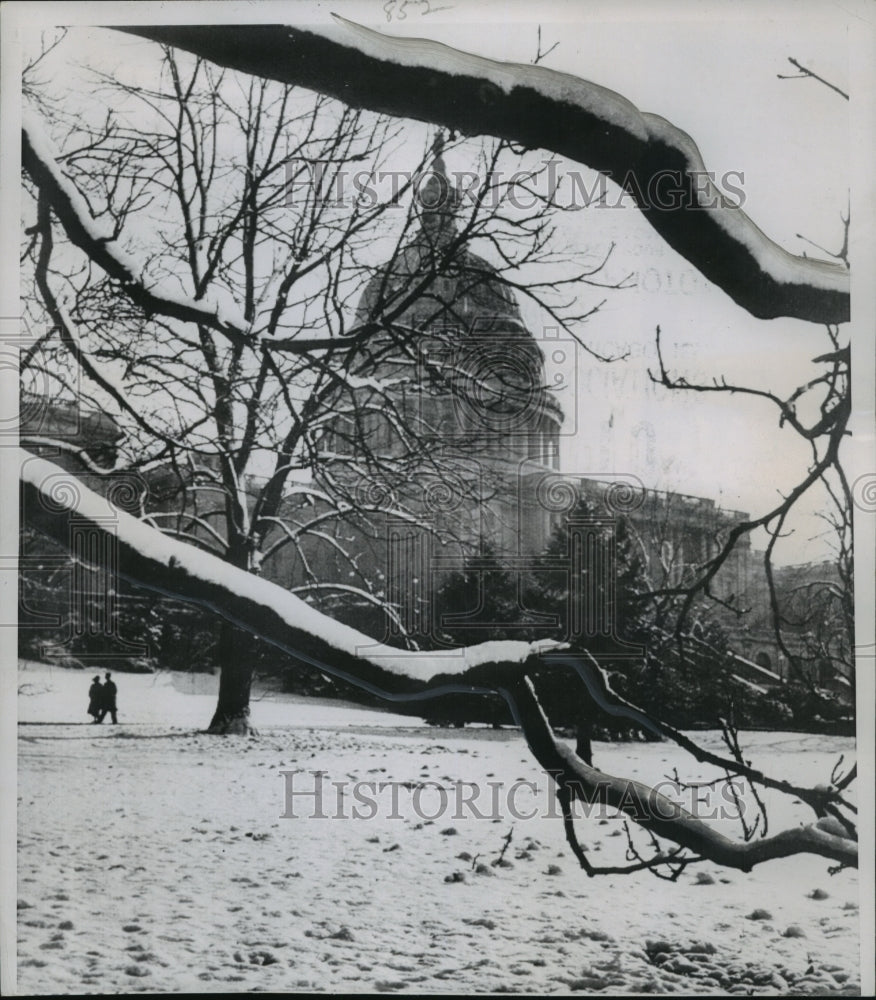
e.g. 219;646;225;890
17;663;860;994
17;660;428;730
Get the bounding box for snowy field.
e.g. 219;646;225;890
17;662;860;994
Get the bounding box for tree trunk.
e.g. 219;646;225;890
575;711;593;765
207;620;257;735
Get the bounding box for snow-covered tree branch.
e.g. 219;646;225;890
114;19;850;325
22;111;251;344
20;449;857;872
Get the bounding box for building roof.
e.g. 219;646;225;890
355;132;533;344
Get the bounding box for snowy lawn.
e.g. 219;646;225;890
17;662;860;994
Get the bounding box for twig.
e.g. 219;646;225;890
778;57;849;100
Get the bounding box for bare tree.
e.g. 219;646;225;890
20;38;619;731
17;22;858;875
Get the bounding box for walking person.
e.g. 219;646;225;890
87;675;103;723
99;671;118;724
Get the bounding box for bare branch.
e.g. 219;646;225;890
778;57;849;100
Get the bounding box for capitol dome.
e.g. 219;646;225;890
348;135;564;463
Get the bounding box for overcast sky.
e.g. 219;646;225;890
9;0;862;565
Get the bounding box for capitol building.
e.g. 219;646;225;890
21;139;848;697
289;140;755;660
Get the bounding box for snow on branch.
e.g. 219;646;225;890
22;111;249;343
115;20;849;325
19;449;857;872
19;449;559;689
